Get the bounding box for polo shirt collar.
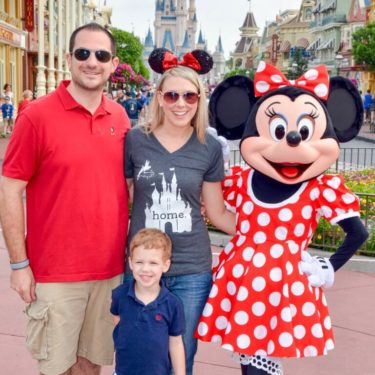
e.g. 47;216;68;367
127;279;169;307
56;80;113;114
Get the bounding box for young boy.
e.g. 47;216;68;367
111;228;186;375
17;89;33;115
1;96;14;136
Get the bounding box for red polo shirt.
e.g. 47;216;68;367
3;81;130;282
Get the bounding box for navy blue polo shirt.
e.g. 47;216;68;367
111;280;185;375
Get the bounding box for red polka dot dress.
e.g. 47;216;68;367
196;167;360;358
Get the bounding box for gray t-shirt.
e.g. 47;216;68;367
125;127;224;276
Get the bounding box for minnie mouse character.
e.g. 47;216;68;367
195;62;369;375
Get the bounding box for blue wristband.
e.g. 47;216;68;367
10;258;30;270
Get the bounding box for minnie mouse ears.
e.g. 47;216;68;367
148;48;213;75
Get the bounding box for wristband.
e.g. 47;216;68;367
10;258;30;270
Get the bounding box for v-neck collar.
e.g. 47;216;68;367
150;129;196;155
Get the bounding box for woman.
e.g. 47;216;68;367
124;48;235;374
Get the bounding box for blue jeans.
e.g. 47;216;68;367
162;272;212;375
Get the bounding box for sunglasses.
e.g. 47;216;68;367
160;91;200;105
72;48;113;63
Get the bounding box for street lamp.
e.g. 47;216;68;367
335;54;343;76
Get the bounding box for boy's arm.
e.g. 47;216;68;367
169;335;185;375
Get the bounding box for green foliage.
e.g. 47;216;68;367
286;49;308;79
352;22;375;71
110;27;150;79
224;68;254;80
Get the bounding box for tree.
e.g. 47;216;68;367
352;22;375;70
224;68;254;80
110;27;150;79
286;48;308;79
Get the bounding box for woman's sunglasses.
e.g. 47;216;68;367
160;91;200;105
72;48;113;63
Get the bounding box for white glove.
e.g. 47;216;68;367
206;127;231;166
299;251;335;288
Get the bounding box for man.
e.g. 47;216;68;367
0;23;130;375
114;88;125;105
122;91;143;127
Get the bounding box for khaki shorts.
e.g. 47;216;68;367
25;275;122;375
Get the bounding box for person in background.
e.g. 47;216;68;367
0;22;130;375
1;96;14;137
114;89;126;105
17;90;34;116
123;91;143;127
363;89;372;123
125;48;235;375
111;228;186;375
3;83;14;104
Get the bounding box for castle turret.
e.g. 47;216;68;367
196;29;206;50
212;35;226;83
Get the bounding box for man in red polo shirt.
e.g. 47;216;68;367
0;23;130;375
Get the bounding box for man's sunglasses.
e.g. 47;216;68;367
159;91;200;105
72;48;113;63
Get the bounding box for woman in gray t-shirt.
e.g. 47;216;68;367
125;49;235;374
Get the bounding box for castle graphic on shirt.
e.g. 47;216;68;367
144;167;192;233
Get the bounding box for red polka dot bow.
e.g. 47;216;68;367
254;61;330;100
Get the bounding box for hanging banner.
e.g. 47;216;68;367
25;0;34;32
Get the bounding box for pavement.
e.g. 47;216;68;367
0;129;374;374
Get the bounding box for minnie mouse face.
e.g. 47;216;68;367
241;91;339;184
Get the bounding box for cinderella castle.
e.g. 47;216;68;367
143;0;225;84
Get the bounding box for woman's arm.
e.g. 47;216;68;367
201;181;236;235
126;178;134;203
169;335;186;375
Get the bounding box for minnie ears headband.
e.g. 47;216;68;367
148;48;213;75
254;61;330;100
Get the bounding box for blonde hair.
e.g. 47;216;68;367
142;66;208;143
130;228;172;260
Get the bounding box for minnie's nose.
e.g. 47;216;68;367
286;131;302;147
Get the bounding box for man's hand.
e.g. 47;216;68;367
299;251;335;288
10;266;36;303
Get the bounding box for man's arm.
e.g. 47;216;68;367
169;335;186;375
0;176;36;303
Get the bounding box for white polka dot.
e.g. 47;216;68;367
290;304;297;317
254;231;267;244
267;340;275;354
275;226;288;240
222;343;234;351
254;325;268;340
342;193;355;204
294;325;306;339
227;192;235;201
335;208;345;216
237;334;251;349
255;349;268;356
224;242;234;254
252;302;266;316
242;201;254;215
237;177;243;188
240;220;250;234
289;79;296;85
327;176;341;189
211;335;222;344
302;302;316;316
314;83;328;98
257;61;266;72
252;276;266;292
227;281;236;295
236;194;243;207
324;316;332;330
235;311;249;325
302;205;313;219
236;235;246;247
294;223;305;237
296;349;301;358
270;244;284;259
297;80;306;86
233;264;245;278
312;323;323;338
256;81;270;93
212;256;219;268
287;241;299;254
326;339;334;350
197;322;208;336
215;316;228;330
304;68;319;80
224;179;233;187
322;294;327;306
270;316;278;330
286;261;293;275
321;205;333;218
310;187;320;200
216;267;225;280
323;188;336;202
291;281;305;296
253;253;266;268
237;286;249;301
225;322;232;334
314;287;320;300
271;74;283;83
269;292;281;307
220;298;231;312
257;212;271;226
278;208;293;222
282;283;289;298
242;247;255;261
304;345;318;357
209;284;218;298
279;332;293;347
270;267;282;282
281;307;292;322
202;303;213;317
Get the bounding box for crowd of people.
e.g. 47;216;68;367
0;21;368;375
